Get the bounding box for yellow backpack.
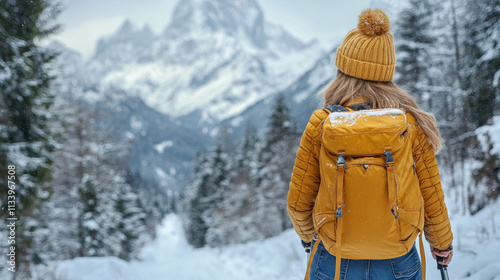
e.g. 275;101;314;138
312;106;425;278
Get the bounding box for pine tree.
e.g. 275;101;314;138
202;139;230;247
49;99;111;258
71;108;141;258
237;125;261;190
468;132;500;214
263;94;298;150
205;125;263;246
77;175;108;256
0;0;60;276
127;171;168;238
256;93;299;237
423;0;473;216
395;0;437;107
180;135;232;248
462;0;500;128
41;90;157;261
460;0;500;213
180;151;211;247
112;181;147;261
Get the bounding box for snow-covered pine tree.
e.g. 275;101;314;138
395;0;437;108
180;151;211;248
77;174;109;256
47;99;112;258
69;105;142;258
256;93;299;237
420;0;464;118
237;125;260;186
421;0;473;216
202;137;230;247
460;0;500;214
205;125;264;246
461;0;500;128
70;110;136;258
42;93;86;259
468;132;500;214
43;92;156;261
112;180;147;261
180;133;232;248
262;94;299;152
127;171;169;238
0;0;60;276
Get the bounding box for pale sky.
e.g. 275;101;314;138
52;0;372;59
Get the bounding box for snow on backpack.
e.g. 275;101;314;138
312;105;425;279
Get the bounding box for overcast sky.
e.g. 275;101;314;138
52;0;372;59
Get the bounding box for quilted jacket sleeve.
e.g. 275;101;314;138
287;110;327;243
412;125;454;250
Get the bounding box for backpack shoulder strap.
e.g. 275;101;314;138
325;105;349;113
321;105;349;126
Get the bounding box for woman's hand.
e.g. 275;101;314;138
430;245;453;265
301;240;311;253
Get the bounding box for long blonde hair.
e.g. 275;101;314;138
323;70;442;153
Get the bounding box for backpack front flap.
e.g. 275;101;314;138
322;109;408;155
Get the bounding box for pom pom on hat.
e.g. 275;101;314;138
357;9;390;37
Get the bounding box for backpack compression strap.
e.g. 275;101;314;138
334;152;346;280
387;146;427;279
384;147;399;219
304;236;321;280
419;232;426;280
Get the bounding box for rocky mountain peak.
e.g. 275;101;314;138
164;0;266;49
83;0;323;124
93;20;155;61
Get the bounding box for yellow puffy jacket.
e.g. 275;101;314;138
287;106;453;252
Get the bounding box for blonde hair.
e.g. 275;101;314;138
323;70;442;153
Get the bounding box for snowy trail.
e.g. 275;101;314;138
56;199;500;280
56;214;307;280
126;214;308;280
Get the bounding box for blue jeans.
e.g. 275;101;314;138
309;241;422;280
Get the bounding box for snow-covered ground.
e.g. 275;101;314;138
54;197;500;280
55;214;306;280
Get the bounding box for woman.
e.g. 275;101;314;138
287;9;453;280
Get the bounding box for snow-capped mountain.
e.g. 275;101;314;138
49;0;327;190
49;40;205;190
87;20;155;77
220;46;338;140
86;0;324;124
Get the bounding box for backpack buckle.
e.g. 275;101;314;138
391;206;399;219
384;150;394;167
337;154;345;169
336;206;343;218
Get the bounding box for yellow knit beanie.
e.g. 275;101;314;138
335;9;395;82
